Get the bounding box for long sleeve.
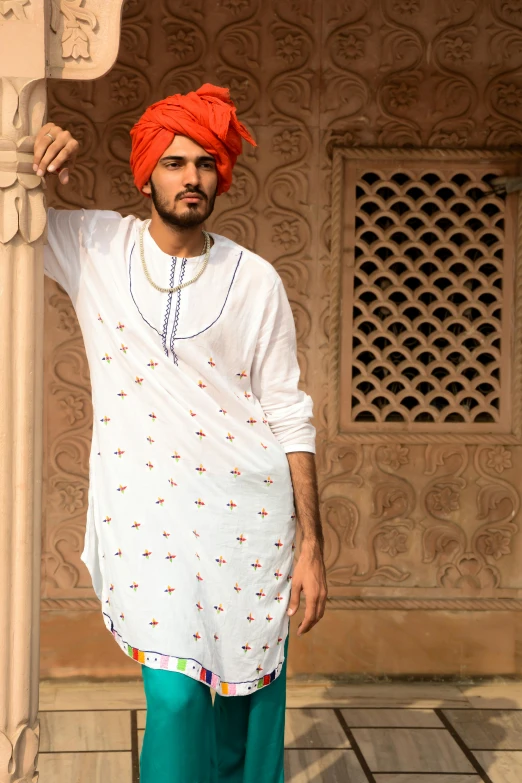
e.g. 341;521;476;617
43;207;93;302
250;274;316;454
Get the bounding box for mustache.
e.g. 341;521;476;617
176;188;207;201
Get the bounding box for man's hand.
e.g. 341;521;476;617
287;538;328;636
33;123;79;185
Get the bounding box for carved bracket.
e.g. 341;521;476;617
48;0;125;80
0;0;30;20
50;0;97;61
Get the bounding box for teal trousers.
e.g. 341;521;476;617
140;635;289;783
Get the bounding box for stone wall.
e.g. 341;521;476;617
41;0;522;678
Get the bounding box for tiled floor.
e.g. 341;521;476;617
37;679;522;782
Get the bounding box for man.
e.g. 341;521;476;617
35;83;327;782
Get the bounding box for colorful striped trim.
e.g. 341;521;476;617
102;611;286;697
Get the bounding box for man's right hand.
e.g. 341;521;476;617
33;123;79;185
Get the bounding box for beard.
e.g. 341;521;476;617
149;179;217;229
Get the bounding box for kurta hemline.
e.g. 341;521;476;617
103;611;288;697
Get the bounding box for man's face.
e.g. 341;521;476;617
142;134;218;228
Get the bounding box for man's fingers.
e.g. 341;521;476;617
33;126;78;177
33;124;62;169
321;590;328;617
33;135;54;171
297;599;318;635
46;145;77;174
297;588;328;636
287;580;301;616
37;137;78;177
58;167;69;185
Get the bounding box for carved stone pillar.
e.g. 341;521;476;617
0;2;124;780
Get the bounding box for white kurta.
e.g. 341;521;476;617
44;207;316;696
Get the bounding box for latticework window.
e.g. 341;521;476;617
331;151;521;437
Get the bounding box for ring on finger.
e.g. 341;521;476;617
44;132;55;142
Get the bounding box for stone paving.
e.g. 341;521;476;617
37;679;522;781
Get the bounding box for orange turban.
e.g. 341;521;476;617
129;83;256;197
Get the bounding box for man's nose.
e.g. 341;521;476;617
182;162;201;188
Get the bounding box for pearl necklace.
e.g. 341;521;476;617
139;223;211;294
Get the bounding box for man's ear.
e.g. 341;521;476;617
142;179;151;196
